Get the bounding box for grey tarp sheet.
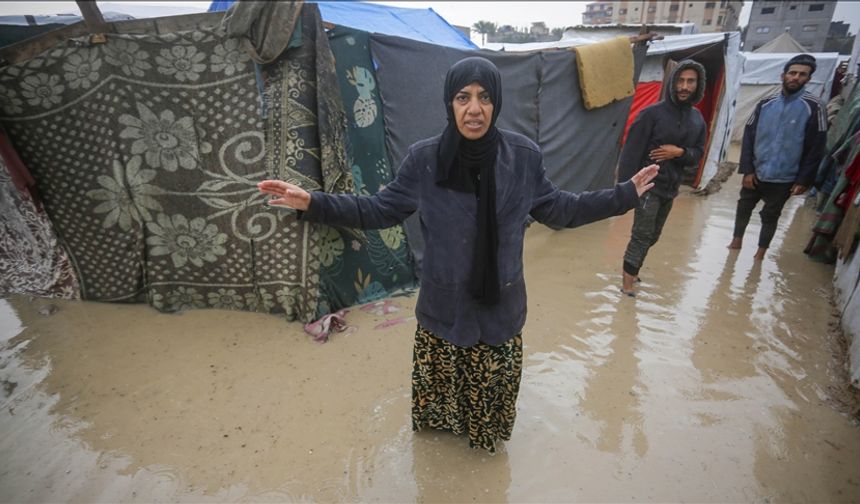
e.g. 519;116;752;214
370;35;645;272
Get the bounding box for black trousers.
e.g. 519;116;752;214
732;180;794;249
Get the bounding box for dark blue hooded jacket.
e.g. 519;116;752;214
618;59;707;198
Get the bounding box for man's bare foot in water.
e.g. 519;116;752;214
621;271;637;297
753;247;766;261
728;236;742;250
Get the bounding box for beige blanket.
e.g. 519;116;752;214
573;36;634;110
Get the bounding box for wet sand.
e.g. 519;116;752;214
2;174;859;502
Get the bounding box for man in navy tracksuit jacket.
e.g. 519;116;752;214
618;60;707;296
728;53;827;261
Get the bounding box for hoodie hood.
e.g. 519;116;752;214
665;59;706;107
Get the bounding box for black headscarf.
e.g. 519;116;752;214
436;57;502;305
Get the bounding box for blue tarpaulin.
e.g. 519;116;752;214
207;1;477;50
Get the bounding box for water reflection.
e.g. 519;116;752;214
579;302;646;457
411;430;511;503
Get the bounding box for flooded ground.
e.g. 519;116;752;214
2;173;859;503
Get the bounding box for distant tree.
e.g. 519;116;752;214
551;27;565;39
472;20;497;45
530;21;549;36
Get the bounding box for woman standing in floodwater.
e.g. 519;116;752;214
258;56;658;452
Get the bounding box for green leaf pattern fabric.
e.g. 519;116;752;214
317;26;416;316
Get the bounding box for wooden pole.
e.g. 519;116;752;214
76;0;110;35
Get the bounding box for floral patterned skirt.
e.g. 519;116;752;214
411;325;523;453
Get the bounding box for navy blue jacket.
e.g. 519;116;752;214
302;129;639;347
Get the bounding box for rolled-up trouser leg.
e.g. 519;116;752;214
623;193;672;276
757;181;794;248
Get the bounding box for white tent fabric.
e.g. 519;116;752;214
739;52;840;93
729;52;840;143
753;32;807;53
645;33;726;56
636;34;732;82
700;32;742;188
483;24;702;53
562;23;698;43
483;38;591;52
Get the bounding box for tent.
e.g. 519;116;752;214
807;79;860;386
0;4;418;322
0;1;644;320
622;33;742;189
486;32;743;190
752;31;806;53
208;0;477;50
212;1;647;274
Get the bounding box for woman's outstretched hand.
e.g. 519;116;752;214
631;164;659;197
257;180;311;211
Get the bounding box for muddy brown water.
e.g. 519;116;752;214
1;174;859;502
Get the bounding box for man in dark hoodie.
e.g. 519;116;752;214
728;54;826;261
618;59;707;296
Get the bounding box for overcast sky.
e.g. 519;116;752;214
2;1;859;37
380;1;860;35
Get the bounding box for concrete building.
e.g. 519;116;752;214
744;0;837;52
582;0;741;33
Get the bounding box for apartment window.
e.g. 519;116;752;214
809;4;825;11
717;15;723;24
704;2;716;7
802;24;818;31
669;4;680;11
704;19;712;25
619;8;627;14
761;7;775;14
648;6;657;13
790;5;797;9
755;26;771;34
720;0;727;6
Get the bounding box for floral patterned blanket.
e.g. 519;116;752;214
0;6;350;322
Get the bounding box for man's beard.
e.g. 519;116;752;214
783;81;802;94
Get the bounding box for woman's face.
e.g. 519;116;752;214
452;82;493;140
